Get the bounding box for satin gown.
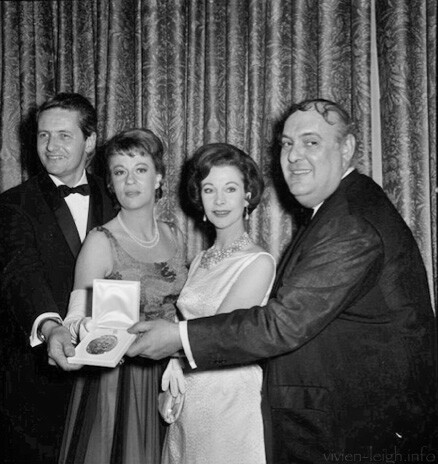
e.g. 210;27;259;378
162;250;275;464
59;225;188;464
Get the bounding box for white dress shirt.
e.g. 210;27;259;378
49;172;90;242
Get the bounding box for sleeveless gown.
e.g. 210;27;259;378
162;249;275;464
59;225;187;464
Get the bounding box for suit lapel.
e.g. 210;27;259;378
271;223;309;298
54;205;82;258
270;171;358;298
86;174;104;233
38;173;82;258
271;208;313;297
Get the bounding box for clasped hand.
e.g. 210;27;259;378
48;317;182;368
47;316;96;370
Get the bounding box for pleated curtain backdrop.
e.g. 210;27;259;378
0;0;436;305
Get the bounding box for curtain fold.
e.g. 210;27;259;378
0;0;435;304
376;0;436;300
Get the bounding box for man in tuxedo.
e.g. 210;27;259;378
126;99;437;462
0;93;114;464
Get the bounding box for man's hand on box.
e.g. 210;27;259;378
126;320;183;360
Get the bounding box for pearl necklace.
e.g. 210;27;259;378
117;213;160;248
200;232;252;269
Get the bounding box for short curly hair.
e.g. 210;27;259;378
103;128;165;196
187;143;264;216
285;98;354;141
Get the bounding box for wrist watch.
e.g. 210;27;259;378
37;317;62;342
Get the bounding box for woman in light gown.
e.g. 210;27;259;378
161;143;276;464
59;128;188;464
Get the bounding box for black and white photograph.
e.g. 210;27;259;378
0;1;436;463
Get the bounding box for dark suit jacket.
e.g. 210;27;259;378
187;170;437;462
0;171;114;464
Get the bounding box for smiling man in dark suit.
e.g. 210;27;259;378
125;99;437;462
0;93;114;464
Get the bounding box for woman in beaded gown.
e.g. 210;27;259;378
160;143;276;464
59;129;187;464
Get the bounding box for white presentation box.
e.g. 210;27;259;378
68;279;140;368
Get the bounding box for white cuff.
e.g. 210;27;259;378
179;321;197;369
29;312;63;347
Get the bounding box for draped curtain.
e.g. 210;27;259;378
0;0;436;305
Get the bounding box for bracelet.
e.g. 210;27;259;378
38;317;62;342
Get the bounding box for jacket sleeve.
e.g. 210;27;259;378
0;203;61;336
187;215;384;369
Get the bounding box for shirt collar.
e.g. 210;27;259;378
311;167;355;217
49;171;87;188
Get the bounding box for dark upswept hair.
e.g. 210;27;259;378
285;98;354;141
187;143;264;215
36;92;97;139
103;128;165;196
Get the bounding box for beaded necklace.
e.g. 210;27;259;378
117;213;160;248
199;232;252;269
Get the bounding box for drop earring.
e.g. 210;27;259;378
155;176;163;201
203;214;207;222
244;192;251;221
155;185;163;201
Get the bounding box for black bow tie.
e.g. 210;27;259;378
58;184;90;198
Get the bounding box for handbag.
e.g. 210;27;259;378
158;389;185;424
